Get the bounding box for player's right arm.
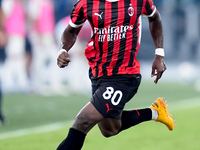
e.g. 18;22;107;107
57;0;86;68
57;25;82;68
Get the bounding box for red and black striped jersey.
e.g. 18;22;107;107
69;0;156;78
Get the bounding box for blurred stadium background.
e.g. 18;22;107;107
0;0;200;150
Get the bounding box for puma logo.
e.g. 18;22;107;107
106;103;113;113
94;12;103;19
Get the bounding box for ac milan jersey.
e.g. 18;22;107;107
69;0;156;78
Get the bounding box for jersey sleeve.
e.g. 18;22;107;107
69;0;86;28
142;0;157;17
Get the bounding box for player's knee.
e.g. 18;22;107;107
73;115;97;132
101;129;118;138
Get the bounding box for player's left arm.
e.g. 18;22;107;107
148;9;166;84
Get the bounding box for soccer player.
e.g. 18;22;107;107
56;0;175;149
0;0;6;123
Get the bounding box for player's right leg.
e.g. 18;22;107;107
71;102;104;134
56;102;104;150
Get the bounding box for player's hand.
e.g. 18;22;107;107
57;49;71;68
151;55;166;84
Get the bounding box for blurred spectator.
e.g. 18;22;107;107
53;0;74;23
172;0;200;61
183;1;200;61
27;0;63;95
1;0;28;92
0;0;6;48
24;35;33;87
0;0;6;124
172;0;186;59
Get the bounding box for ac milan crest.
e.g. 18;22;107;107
128;4;134;17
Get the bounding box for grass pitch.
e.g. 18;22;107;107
0;82;200;150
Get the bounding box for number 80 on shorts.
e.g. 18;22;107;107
102;87;123;106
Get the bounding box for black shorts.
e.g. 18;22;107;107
90;74;141;119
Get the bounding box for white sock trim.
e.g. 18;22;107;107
151;109;158;120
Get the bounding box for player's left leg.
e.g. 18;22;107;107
98;118;121;137
118;108;153;132
98;98;175;137
92;74;146;137
150;97;175;130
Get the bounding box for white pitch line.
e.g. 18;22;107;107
0;97;200;140
0;122;71;140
